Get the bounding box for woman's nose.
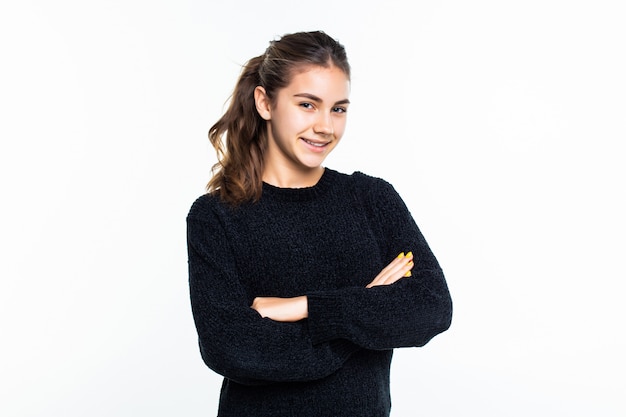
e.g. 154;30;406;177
313;112;334;136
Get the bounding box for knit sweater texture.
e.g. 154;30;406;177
187;168;452;417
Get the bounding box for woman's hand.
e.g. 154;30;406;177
366;252;414;288
251;296;308;322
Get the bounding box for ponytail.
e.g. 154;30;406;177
207;55;267;205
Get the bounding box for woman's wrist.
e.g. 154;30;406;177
251;295;309;322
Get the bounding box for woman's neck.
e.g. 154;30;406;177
262;165;325;188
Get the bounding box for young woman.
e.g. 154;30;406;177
187;31;452;417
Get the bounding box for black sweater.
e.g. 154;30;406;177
187;169;452;417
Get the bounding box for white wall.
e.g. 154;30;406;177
1;1;624;416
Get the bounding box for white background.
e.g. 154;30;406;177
1;1;624;416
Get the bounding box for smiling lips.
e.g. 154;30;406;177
301;138;330;152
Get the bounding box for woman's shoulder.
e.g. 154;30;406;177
350;170;390;185
337;170;407;211
187;192;224;221
335;169;396;196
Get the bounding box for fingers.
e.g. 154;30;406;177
366;251;414;288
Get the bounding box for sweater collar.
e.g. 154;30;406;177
261;168;336;202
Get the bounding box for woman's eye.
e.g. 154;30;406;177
333;106;347;114
300;102;314;109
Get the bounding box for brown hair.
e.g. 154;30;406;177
206;31;351;205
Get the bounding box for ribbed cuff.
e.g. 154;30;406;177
307;292;346;345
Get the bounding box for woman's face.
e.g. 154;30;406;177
256;65;350;181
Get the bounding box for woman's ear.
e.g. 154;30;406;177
254;86;271;120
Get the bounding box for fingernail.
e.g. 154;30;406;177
406;251;413;259
397;252;405;259
404;271;412;277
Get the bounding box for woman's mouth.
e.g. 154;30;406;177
301;138;330;150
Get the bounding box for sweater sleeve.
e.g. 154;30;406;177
187;201;359;385
306;176;453;350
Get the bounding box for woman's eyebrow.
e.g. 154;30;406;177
293;93;350;105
